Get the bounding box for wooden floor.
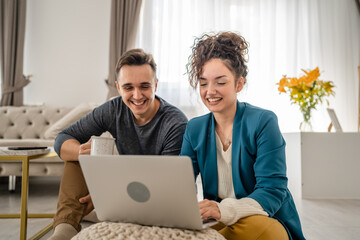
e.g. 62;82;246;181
0;176;359;240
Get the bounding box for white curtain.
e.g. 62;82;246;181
135;0;360;132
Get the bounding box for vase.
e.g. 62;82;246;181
299;120;313;132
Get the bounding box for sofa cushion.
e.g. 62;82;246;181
44;103;97;140
0;161;64;176
0;106;71;140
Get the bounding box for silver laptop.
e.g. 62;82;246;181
78;155;217;230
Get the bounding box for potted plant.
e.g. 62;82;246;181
277;67;335;131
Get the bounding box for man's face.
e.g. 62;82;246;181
116;64;158;122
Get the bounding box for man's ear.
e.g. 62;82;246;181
115;81;122;96
154;78;158;92
236;77;244;93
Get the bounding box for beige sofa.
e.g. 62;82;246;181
0;103;96;191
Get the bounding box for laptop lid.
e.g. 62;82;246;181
79;155;213;230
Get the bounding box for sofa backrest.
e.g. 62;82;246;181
0;106;71;140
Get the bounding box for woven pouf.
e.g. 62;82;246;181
72;222;225;240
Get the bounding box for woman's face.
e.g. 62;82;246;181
199;58;243;114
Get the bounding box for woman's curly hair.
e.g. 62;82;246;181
186;32;249;89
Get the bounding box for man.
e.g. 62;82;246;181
49;49;188;240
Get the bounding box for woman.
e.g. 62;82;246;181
181;32;305;240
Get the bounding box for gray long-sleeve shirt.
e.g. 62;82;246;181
54;96;188;157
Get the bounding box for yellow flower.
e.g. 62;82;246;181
289;78;299;87
277;76;288;93
276;67;335;129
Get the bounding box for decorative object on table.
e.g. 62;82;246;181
277;67;335;131
326;108;342;132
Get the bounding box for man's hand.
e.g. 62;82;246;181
79;194;94;216
79;139;92;155
199;199;221;220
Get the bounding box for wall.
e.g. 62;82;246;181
23;0;111;107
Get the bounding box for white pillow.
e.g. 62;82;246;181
44;103;98;139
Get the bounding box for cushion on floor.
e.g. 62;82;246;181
72;222;225;240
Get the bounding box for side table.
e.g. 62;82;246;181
0;148;59;240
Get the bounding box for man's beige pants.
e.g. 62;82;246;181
53;161;88;232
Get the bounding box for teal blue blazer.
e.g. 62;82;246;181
180;102;305;240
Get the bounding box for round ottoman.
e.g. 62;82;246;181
72;222;225;240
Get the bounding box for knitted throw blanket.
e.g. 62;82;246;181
72;222;225;240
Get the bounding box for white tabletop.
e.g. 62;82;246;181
0;147;51;156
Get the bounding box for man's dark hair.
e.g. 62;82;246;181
115;49;157;80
